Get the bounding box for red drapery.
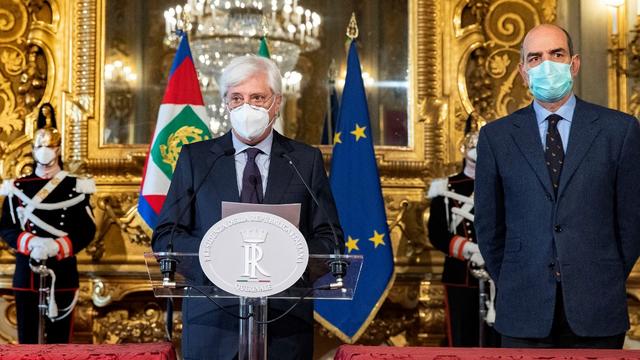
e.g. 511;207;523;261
0;342;176;360
335;345;640;360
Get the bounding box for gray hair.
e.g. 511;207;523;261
218;55;283;100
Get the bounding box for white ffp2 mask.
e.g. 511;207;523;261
34;147;57;165
229;103;275;141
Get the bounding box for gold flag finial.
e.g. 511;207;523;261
346;12;359;40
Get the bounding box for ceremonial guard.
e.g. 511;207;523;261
427;116;499;347
0;103;96;343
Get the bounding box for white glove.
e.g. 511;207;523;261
462;242;485;267
469;252;485;267
28;237;58;259
28;236;49;251
30;246;49;261
461;242;479;259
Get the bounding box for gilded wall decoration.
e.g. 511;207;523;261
0;295;17;343
628;25;640;120
93;302;179;344
457;0;557;151
0;0;55;179
89;192;150;261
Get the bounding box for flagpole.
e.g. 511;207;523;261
327;59;337;144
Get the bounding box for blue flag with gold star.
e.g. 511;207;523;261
314;40;395;343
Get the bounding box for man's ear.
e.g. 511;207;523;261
518;62;529;87
570;54;581;77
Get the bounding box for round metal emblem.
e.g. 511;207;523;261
199;211;309;298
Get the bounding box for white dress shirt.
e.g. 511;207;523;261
533;94;576;153
231;130;273;196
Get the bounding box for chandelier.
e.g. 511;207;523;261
163;0;322;135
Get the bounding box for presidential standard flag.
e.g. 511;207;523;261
314;40;395;343
138;34;211;229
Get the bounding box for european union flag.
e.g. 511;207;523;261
314;40;395;343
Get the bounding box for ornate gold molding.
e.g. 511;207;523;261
0;295;17;344
627;16;640;119
440;0;556;170
0;0;59;179
92;301;176;344
88;191;150;261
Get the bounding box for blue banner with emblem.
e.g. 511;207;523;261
314;40;395;343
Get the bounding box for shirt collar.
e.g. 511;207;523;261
533;93;576;125
231;130;273;156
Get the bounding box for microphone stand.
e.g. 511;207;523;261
280;152;347;288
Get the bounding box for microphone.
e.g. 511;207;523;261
159;147;235;287
279;152;347;289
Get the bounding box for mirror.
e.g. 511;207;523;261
101;0;410;147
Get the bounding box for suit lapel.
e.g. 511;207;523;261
510;105;554;196
209;132;240;202
557;99;601;197
263;131;294;204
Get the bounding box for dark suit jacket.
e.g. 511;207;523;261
151;131;343;359
475;98;640;338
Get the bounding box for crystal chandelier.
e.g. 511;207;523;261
164;0;322;135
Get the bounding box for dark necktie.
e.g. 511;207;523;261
545;114;564;194
240;148;263;203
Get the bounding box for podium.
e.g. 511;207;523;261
144;252;362;360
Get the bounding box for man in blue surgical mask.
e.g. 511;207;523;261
475;24;640;348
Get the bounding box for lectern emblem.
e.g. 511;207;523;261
240;229;270;280
199;211;309;298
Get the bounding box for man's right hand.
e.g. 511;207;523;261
27;237;59;259
28;236;54;251
462;242;485;266
469;252;485;267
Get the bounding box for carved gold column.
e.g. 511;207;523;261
628;13;640;119
606;1;628;112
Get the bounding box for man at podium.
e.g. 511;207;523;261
152;55;344;360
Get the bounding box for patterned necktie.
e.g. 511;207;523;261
545;114;564;194
240;148;263;203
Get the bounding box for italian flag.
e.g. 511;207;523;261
138;34;211;229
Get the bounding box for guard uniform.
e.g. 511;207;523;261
0;172;96;343
428;172;499;347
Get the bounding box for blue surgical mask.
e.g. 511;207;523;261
527;60;573;103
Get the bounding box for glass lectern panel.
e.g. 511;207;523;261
144;252;362;300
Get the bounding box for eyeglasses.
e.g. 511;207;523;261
225;93;275;109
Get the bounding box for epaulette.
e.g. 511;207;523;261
0;179;14;196
427;177;448;199
75;177;96;194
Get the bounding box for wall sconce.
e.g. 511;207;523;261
603;0;627;111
